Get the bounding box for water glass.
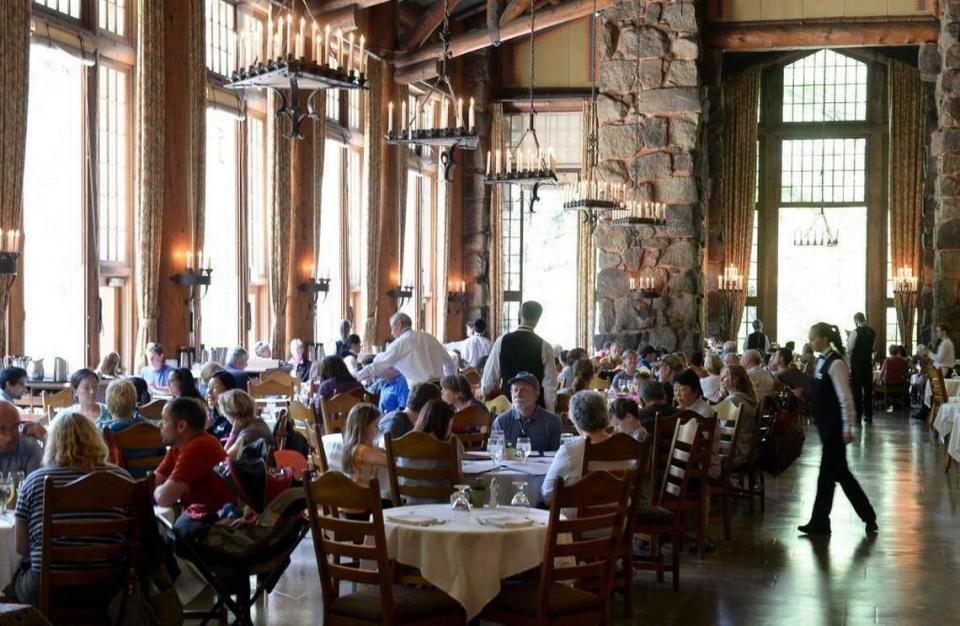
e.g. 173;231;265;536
450;484;472;513
0;474;12;515
488;432;505;464
510;480;530;510
516;437;532;463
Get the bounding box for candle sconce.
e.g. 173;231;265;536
0;252;20;276
629;276;661;316
299;277;331;310
0;229;22;277
388;285;414;310
447;286;469;315
171;267;213;302
716;265;745;342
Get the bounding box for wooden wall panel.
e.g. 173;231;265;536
708;0;935;21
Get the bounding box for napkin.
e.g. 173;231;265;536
386;514;443;527
478;514;536;529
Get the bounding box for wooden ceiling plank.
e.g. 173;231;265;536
499;0;531;25
398;0;467;52
705;19;937;50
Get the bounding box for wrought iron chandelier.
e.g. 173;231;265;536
561;0;625;230
483;0;557;213
793;78;839;247
385;0;478;181
225;0;368;139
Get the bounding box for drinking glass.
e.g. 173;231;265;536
516;437;532;463
488;432;504;465
450;484;472;513
0;474;11;515
510;480;530;510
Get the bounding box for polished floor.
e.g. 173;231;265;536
229;411;960;625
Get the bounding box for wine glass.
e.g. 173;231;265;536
488;432;504;465
510;480;530;510
0;474;12;516
516;437;532;463
450;484;472;513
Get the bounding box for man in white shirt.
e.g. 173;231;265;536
742;349;775;401
481;301;558;413
934;324;956;377
356;313;456;386
443;319;493;369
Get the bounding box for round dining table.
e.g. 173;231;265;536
382;503;552;619
461;452;555;506
1;512;23;592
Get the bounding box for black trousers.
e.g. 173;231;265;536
809;420;876;527
850;365;873;419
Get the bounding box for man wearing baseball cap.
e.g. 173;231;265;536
491;372;562;452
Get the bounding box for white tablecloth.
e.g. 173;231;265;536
923;378;960;407
462;456;553;506
0;514;21;591
934;401;960;439
383;503;551;619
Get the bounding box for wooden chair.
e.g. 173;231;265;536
261;369;301;395
345;387;366;399
461;368;481;387
555;392;571;416
707;402;742;540
38;472;151;624
681;413;718;557
651;412;681;492
249;377;296;401
480;471;632;626
303;471;466;626
137;398;167;421
42;388;73;420
581;433;652;618
384;431;462;507
929;366;947;426
451;405;492;450
319;392;363;434
588;375;610;391
634;415;701;591
103;422;166;477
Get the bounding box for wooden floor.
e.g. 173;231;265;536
232;410;960;625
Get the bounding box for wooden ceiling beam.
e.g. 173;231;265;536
499;0;531;25
705;18;937;50
395;0;611;78
398;0;467;52
307;0;390;13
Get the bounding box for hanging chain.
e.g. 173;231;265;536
528;0;536;132
587;0;599;175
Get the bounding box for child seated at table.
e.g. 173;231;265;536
341;403;391;517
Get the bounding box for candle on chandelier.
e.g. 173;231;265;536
388;101;394;135
337;29;344;70
401;100;407;133
456;97;464;129
550;148;557;172
485;151;491;177
517;150;524;174
298;16;305;58
459;279;466;293
312;22;319;64
468;97;475;130
347;33;355;76
440;97;449;129
495;149;502;176
629;277;636;291
286;13;292;57
358;35;365;74
505;150;512;175
325;25;331;65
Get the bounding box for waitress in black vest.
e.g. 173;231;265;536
795;322;878;536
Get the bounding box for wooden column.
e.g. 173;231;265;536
445;51;466;340
157;0;193;354
286;103;316;347
370;2;399;345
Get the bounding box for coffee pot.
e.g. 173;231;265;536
27;358;44;381
52;358;68;382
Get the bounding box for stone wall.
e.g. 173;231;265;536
595;0;705;352
934;2;960;335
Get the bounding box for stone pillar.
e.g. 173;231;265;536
594;0;704;352
935;1;960;335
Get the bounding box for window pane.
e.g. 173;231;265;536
886;307;901;348
316;140;344;351
98;65;129;262
348;89;361;129
781;138;865;204
205;0;237;76
782;50;867;123
24;45;85;368
777;207;866;347
347;149;363;289
35;0;81;19
738;306;757;351
98;0;126;37
508;112;582;167
247;116;266;278
201;109;240;349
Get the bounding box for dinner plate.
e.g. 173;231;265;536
385;513;445;527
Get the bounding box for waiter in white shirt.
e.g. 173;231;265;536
934;323;956;377
356;313;456;386
444;319;493;369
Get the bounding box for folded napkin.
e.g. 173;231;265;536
478;514;535;529
386;514;444;527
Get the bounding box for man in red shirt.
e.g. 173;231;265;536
154;397;235;510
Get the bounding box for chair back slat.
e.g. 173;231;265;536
580;433;651;536
261;369;300;390
319;393;362;434
104;422;166;475
304;471;398;619
658;416;700;508
385;431;461;506
39;472;151;621
249;377;295;400
461;368;481;387
42;388;74;414
715;402;742;459
137;398;167;421
451;405;492;450
652;412;680;490
538;471;631;622
305;422;330;473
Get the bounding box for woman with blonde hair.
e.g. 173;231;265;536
9;413;131;606
700;352;725;402
95;351;123;378
341;403;390;517
718;364;758;468
217;389;275;458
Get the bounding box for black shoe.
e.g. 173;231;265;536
863;416;873;424
798;523;831;536
865;521;879;534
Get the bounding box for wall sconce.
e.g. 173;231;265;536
387;284;414;310
716;264;745;341
171;250;213;301
299;276;331;309
629;275;660;316
447;279;468;314
0;229;22;277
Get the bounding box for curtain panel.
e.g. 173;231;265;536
312;94;326;332
134;0;165;358
889;61;924;350
488;103;505;339
362;59;383;348
719;66;761;340
395;84;410;309
270;93;292;357
188;0;205;350
577;100;595;350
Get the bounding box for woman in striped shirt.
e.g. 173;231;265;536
4;412;130;607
